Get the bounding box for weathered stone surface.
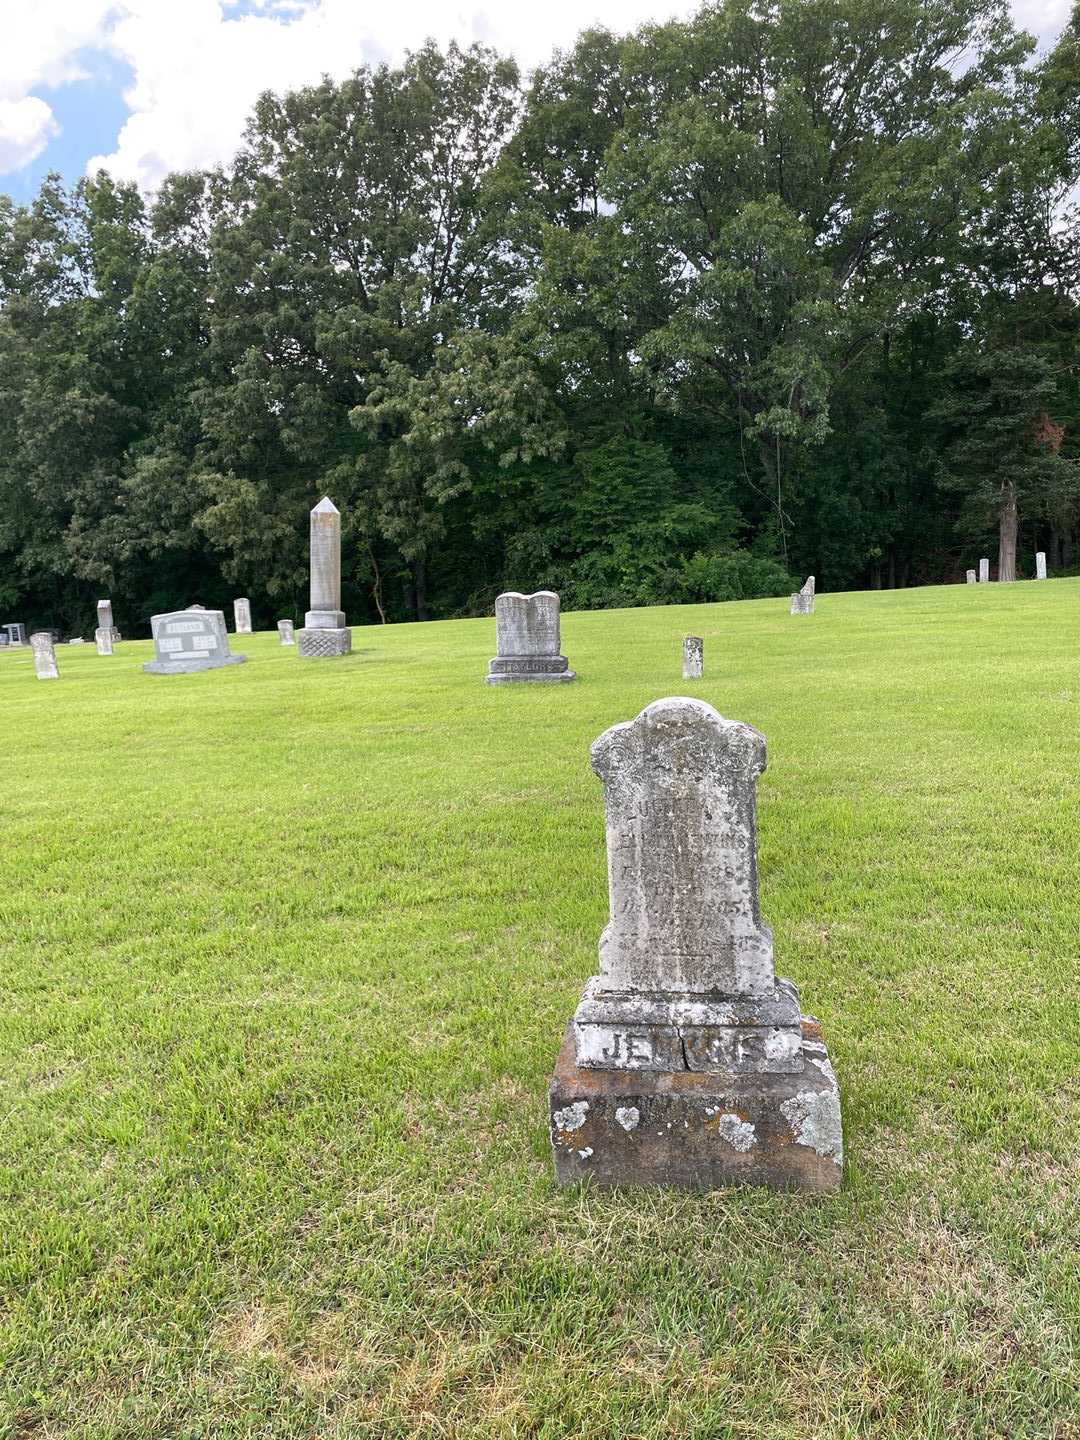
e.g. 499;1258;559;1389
143;609;247;674
1036;551;1047;581
278;619;295;645
966;569;977;584
485;590;575;684
234;597;253;634
553;696;842;1192
550;1020;842;1192
979;557;990;583
683;635;703;679
30;632;59;680
298;497;351;658
790;575;815;615
95;627;113;656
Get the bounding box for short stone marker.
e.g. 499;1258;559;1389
95;628;113;655
30;632;59;680
485;591;575;684
233;597;253;634
966;569;976;584
1036;551;1047;581
299;498;351;658
143;608;247;675
683;635;703;679
549;696;842;1192
277;619;295;645
979;557;990;583
96;599;120;641
790;575;815;615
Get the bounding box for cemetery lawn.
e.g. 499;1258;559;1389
2;582;1080;1440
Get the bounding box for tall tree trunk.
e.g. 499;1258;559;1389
412;555;430;622
998;481;1018;582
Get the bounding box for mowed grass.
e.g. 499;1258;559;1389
1;582;1079;1440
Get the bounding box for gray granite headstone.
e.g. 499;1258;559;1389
485;591;575;683
143;609;247;675
277;619;295;645
966;569;976;584
30;632;59;680
1036;552;1047;581
550;697;842;1192
234;597;253;634
683;635;703;679
790;575;815;615
298;498;351;658
979;557;990;583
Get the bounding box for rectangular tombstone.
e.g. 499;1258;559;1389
95;599;119;640
1036;552;1047;581
789;575;815;615
979;558;990;583
550;697;842;1192
485;591;576;683
683;635;703;679
966;570;977;584
30;632;59;680
143;609;247;675
233;597;253;634
298;497;351;657
95;628;113;656
277;619;295;645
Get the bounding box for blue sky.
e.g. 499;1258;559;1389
1;0;1073;205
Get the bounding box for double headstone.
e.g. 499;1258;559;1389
298;498;351;658
979;558;990;583
485;591;575;684
234;598;253;634
966;569;977;584
549;697;842;1192
790;576;815;615
30;632;59;680
1036;552;1047;581
143;609;247;675
683;635;703;679
277;620;295;645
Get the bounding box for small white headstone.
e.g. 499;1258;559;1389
979;558;990;583
965;570;976;584
234;597;253;634
683;636;703;679
277;619;295;645
95;628;114;655
790;576;815;615
1036;552;1047;581
30;632;59;680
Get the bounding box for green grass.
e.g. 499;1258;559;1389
1;583;1079;1439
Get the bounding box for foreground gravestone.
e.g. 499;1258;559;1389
1036;552;1047;581
549;697;842;1192
299;498;351;658
790;576;815;615
966;569;977;584
979;557;990;583
234;597;253;634
30;632;59;680
683;636;703;679
143;609;247;675
278;619;295;645
485;591;575;684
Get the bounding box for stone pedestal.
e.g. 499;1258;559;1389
683;635;703;679
485;591;576;684
298;499;351;659
790;576;815;615
551;697;842;1193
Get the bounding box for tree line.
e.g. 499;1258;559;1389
1;0;1078;634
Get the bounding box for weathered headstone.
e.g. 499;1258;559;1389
683;635;703;679
485;591;575;684
979;557;990;583
30;632;59;680
1036;551;1047;581
790;575;815;615
298;498;351;658
234;597;253;634
966;569;977;584
96;599;120;642
95;628;113;655
143;609;247;675
277;619;295;645
549;697;842;1192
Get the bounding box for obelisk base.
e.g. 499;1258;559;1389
298;627;352;659
550;1018;842;1193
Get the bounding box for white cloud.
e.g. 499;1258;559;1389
1;0;1075;187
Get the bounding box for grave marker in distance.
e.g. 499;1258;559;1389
143;609;247;675
790;576;815;615
298;498;352;658
979;558;990;583
30;632;59;680
683;636;703;679
278;620;295;645
234;597;253;634
485;591;576;683
966;569;976;584
1036;552;1047;581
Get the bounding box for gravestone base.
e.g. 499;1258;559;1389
550;1017;842;1193
485;655;576;684
790;593;814;615
298;627;352;659
143;653;246;675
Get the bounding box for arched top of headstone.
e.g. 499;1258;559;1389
494;590;561;657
